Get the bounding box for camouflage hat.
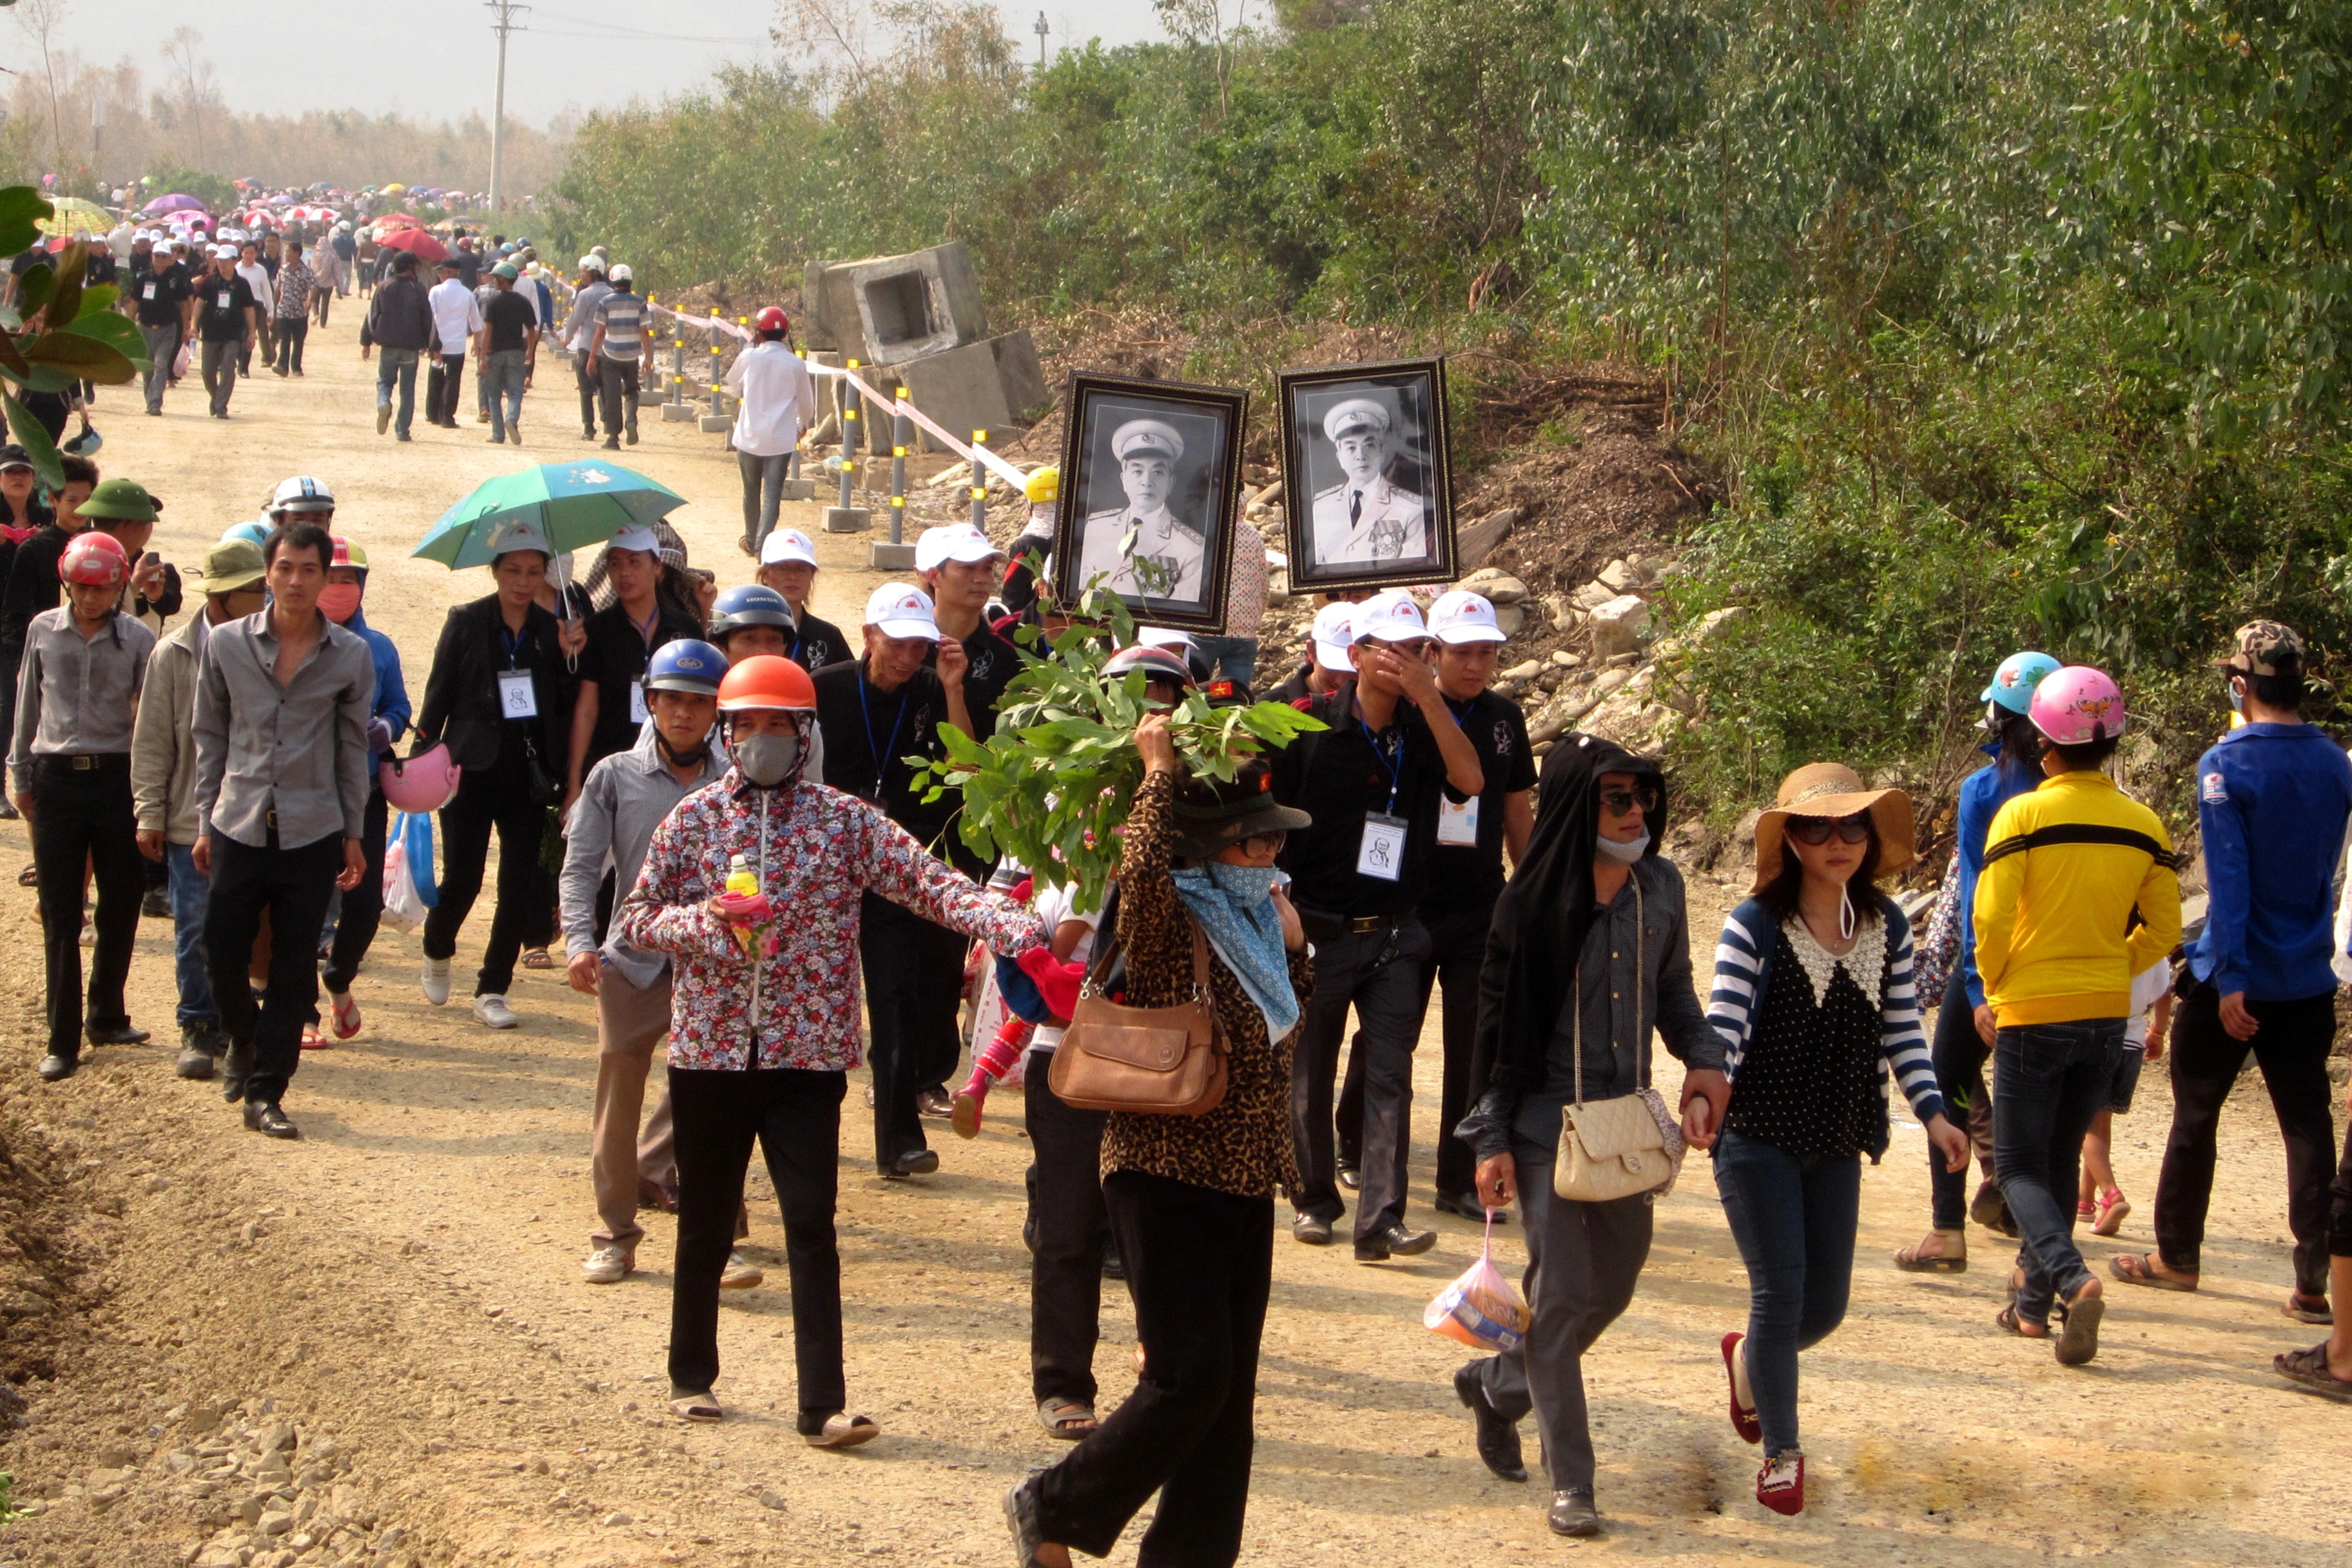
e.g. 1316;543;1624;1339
2215;620;2304;677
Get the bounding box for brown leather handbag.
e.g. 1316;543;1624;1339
1048;917;1228;1116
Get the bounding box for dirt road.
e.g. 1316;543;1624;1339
0;314;2347;1568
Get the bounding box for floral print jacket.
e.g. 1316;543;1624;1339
617;770;1048;1072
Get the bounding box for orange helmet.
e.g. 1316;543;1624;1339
717;654;816;712
60;531;130;587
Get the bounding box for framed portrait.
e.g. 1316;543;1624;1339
1053;373;1249;634
1278;357;1455;594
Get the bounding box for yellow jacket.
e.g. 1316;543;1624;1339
1972;771;2182;1027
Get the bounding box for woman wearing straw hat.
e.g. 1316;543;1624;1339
1704;764;1971;1516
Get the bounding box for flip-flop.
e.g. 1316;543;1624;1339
2109;1252;2196;1292
804;1413;879;1449
1037;1397;1098;1440
521;947;554;969
2055;1284;2104;1366
668;1388;722;1422
2274;1342;2352;1402
331;991;363;1040
1720;1332;1761;1445
1893;1232;1968;1273
2284;1293;2335;1326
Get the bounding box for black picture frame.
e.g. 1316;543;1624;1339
1278;356;1455;595
1053;371;1249;634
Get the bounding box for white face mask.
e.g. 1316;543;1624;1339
1595;829;1650;866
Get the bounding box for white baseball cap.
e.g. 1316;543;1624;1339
1137;626;1196;657
489;519;554;559
761;528;819;568
863;583;940;641
608;525;661;555
914;523;1006;574
1352;589;1429;644
1427;589;1506;645
578;254;605;273
1310;601;1357;673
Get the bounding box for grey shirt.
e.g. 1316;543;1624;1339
8;608;155;791
1508;854;1721;1152
560;725;725;989
565;279;613;355
193;610;376;850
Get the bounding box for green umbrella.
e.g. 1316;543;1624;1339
413;460;686;570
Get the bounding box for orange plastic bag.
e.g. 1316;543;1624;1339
1423;1212;1530;1354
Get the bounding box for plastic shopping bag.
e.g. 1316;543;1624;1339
382;811;438;931
171;337;191;380
1424;1213;1531;1355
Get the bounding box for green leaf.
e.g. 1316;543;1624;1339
4;398;64;490
14;264;53;320
43;244;85;335
55;309;147;368
25;331;130;376
74;283;117;318
0;188;51;260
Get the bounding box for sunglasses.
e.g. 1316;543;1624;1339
1788;813;1872;846
1236;831;1288;857
1599;786;1660;817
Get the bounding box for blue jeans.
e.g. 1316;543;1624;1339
375;347;420;436
166;841;217;1028
482;349;527;438
1712;1128;1860;1458
1191;635;1258;688
1993;1019;2124;1321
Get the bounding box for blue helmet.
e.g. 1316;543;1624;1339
1981;651;2061;716
645;639;727;696
709;585;793;637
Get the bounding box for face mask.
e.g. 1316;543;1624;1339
2227;682;2244;714
1595;829;1651;866
734;731;799;788
317;583;362;623
1205;863;1281;905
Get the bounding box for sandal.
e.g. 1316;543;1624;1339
804;1412;880;1449
2109;1252;2196;1292
1038;1397;1098;1440
1995;1302;2049;1339
331;990;363;1040
2273;1342;2352;1402
521;947;554;969
1893;1230;1968;1273
17;864;37;887
2284;1292;2334;1326
668;1387;723;1422
2092;1188;2132;1237
299;1022;326;1050
2054;1280;2104;1366
1720;1332;1760;1445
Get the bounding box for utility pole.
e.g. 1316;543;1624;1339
487;0;529;215
1035;11;1049;65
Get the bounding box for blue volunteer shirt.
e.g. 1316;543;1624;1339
2189;721;2352;1000
1956;743;2043;1008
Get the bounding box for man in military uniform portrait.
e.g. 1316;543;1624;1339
1310;396;1428;566
1075;417;1209;606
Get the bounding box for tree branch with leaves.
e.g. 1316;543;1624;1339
0;188;149;487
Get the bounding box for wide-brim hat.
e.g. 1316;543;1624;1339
1750;762;1915;893
1171;764;1312;860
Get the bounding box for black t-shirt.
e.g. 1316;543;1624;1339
788;608;851;673
2;523;71;641
131;260;192;328
1270;681;1461;917
578;600;702;767
1268;662;1317;706
194;272;257;342
926;617;1024;738
483;288;536;354
84;251;117;288
811;659;975;869
1417;688;1536;913
453;250;482;289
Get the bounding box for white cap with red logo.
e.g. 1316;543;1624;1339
914;523;1006;574
1352;589;1428;644
1310;601;1357;673
863;583;940;641
1426;589;1506;645
761;528;819;568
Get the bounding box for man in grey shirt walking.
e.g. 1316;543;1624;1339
192;521;376;1138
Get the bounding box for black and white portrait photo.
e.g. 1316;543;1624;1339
1054;373;1247;632
1279;358;1455;594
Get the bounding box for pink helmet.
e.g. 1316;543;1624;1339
380;743;462;813
2028;665;2128;747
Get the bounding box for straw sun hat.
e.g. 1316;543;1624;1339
1750;762;1916;894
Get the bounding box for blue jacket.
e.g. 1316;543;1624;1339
1956;744;2041;1008
2190;722;2352;1000
345;606;413;779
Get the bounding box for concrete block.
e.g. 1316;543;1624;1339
987;329;1049;422
801;263;861;353
823;507;871;535
659;403;696;422
869;540;916;570
1588;595;1651;660
699;415;730;433
1458;507;1523;570
779;479;817;501
897;340;1016;452
844;241;990;368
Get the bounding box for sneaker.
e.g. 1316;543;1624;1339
473;994;520;1029
420;956;452;1005
142;887;171;920
720;1252;764;1290
625;422;638;445
583;1245;631;1285
1756;1453;1804;1516
476;409;491;424
603;436;620;450
377;403;391;434
78;919;94;946
175;1026;219;1079
487;432;505;444
509;416;521;441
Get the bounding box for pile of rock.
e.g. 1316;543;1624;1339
149;1402;410;1568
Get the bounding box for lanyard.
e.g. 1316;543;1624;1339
1359;703;1406;814
499;623;529;669
857;670;910;798
629;606;661;650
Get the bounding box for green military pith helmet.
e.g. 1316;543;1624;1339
76;478;159;524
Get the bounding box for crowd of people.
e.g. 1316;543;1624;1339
4;298;2348;1560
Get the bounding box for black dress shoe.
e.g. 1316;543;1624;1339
882;1148;939;1179
141;887;171;920
1453;1362;1526;1481
1435;1192;1508;1223
85;1023;151;1047
1291;1212;1334;1246
36;1054;76;1082
916;1088;953;1119
1337;1164;1361;1190
220;1040;253;1104
1354;1224;1437;1262
1548;1489;1600;1537
242;1101;299;1139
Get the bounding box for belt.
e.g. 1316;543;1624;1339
1298;907;1395;940
38;753;127;771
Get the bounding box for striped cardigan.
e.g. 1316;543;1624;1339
1706;895;1946;1126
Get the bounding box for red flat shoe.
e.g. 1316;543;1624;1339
1722;1331;1762;1444
331;990;363;1040
1756;1452;1804;1515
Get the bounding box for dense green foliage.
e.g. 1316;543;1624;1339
0;188;148;487
552;0;2352;817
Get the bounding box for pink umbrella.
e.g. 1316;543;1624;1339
144;193;208;215
378;228;449;264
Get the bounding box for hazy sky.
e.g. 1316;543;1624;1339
21;1;1181;127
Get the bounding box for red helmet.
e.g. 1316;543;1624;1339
753;305;789;335
60;531;129;587
717;654;817;712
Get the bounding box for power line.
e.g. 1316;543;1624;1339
489;0;530;217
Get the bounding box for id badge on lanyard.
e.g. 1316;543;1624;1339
628;679;648;724
1357;813;1408;880
142;282;157;301
1436;793;1479;846
498;669;539;719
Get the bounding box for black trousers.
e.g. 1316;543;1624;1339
1339;900;1490;1201
2154;982;2340;1294
321;786;387;996
859;893;967;1169
666;1066;847;1429
423;774;552;998
271;315;307;374
1928;967;1996;1229
425;353;466;425
598;359;641;437
1025;1050;1109;1407
28;755;142;1055
206;828;344;1105
1290;915;1431;1234
1035;1170;1272;1566
575;355;599;434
